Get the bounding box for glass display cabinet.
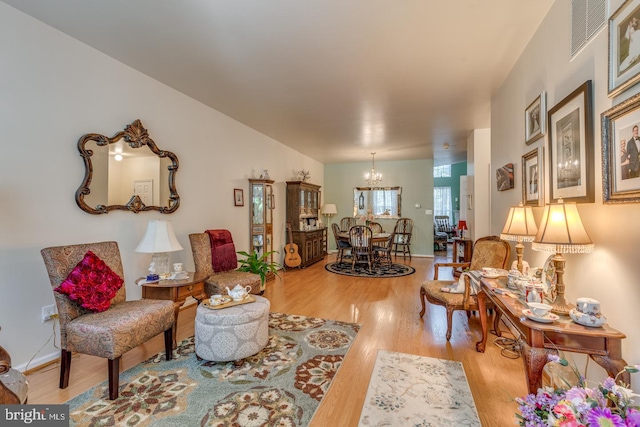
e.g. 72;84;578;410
249;179;275;266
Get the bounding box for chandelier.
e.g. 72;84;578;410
365;152;382;185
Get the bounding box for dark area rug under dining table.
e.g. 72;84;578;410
325;260;415;278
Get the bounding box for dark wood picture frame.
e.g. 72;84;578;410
522;147;543;206
234;188;244;206
601;92;640;203
547;81;594;203
525;92;546;145
609;0;640;97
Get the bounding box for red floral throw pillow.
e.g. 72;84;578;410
54;251;124;312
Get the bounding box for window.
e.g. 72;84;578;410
434;187;452;220
433;165;451;178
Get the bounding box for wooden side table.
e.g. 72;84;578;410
138;271;208;348
475;276;629;393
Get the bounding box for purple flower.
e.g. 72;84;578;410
585;407;625;427
625;408;640;426
603;377;616;390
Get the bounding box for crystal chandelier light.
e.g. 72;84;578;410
365;152;382;185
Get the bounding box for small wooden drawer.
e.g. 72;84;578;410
177;282;204;299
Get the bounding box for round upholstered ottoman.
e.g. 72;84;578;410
195;295;270;362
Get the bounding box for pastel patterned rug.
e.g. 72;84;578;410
65;313;360;427
358;350;480;426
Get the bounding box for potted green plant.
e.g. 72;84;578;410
236;250;281;293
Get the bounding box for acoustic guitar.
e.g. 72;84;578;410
284;222;302;268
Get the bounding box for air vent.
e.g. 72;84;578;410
571;0;606;57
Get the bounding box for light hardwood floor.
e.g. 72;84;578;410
26;251;528;426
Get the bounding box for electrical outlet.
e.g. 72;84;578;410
42;304;56;323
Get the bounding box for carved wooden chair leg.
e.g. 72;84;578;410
419;287;427;318
108;357;121;400
59;350;72;389
445;307;454;341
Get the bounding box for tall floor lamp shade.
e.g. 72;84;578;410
531;199;593;315
321;204;337;227
500;203;538;274
135;220;183;279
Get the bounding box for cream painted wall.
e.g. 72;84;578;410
0;3;323;370
466;129;491;241
323;159;434;256
491;0;640;386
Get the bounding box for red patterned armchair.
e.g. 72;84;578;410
40;241;175;400
189;230;261;296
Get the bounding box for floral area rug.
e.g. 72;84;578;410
325;261;415;278
358;350;480;427
65;313;360;427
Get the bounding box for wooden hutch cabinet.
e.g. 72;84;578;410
286;181;327;268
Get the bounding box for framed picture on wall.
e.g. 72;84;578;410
522;147;543;206
609;0;640;97
547;80;594;203
234;189;244;206
601;92;640;203
496;163;514;191
525;92;546;145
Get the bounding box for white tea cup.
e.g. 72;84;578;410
528;302;552;317
173;262;183;272
576;297;600;316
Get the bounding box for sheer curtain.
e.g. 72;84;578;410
434;187;452;221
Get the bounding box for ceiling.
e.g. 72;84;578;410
3;0;554;165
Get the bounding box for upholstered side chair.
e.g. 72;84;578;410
189;230;261;296
40;241;175;400
419;236;510;341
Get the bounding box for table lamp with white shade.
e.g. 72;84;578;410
321;204;337;228
531;199;594;315
500;202;538;274
135;220;183;279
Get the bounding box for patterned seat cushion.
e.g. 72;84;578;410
421;280;465;306
205;270;261;297
65;299;174;359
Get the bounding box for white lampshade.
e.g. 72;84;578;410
500;203;538;242
135;220;183;253
532;201;593;254
321;204;338;215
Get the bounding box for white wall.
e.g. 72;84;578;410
323;159;434;256
0;3;323;370
491;0;640;386
466;129;491;241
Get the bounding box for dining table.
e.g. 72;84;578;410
336;231;391;245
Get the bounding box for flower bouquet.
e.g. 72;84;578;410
359;212;375;225
516;355;640;426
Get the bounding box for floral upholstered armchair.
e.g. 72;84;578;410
189;230;261;296
40;241;175;400
419;236;510;341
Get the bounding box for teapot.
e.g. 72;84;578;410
226;284;251;301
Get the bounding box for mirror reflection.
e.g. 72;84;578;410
353;187;402;218
75;119;179;214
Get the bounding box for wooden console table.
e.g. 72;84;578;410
138;271;208;348
475;276;629;393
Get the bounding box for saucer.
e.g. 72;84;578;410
209;296;232;306
569;309;606;327
171;271;189;280
482;272;500;279
522;309;559;323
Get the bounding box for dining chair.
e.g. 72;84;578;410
348;225;374;272
368;222;383;234
40;241;175;400
374;228;396;266
331;223;351;264
340;217;358;232
392;218;414;260
418;236;510;341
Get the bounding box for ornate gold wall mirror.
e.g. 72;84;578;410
353;187;402;218
75;119;180;214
